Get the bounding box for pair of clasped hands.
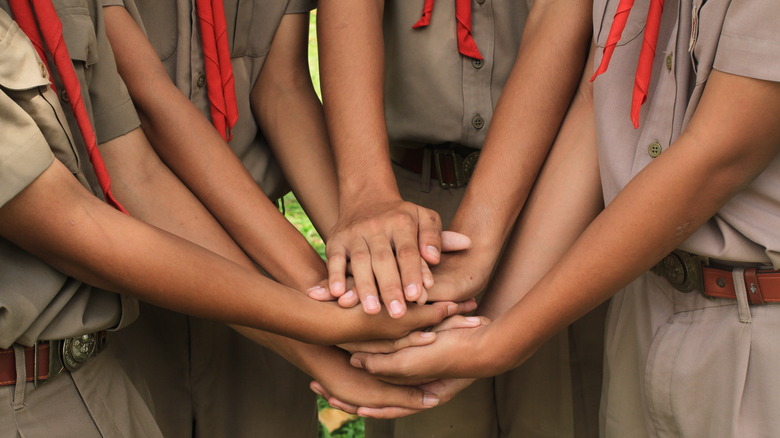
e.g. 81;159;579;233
305;200;493;418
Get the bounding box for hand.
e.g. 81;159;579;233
309;231;473;306
328;298;478;344
349;316;493;381
338;314;486;355
308;349;442;419
325;199;443;318
424;245;496;303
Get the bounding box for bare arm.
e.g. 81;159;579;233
100;127;456;412
0;159;464;345
251;12;339;237
352;70;780;379
426;0;593;303
103;5;324;291
317;0;444;317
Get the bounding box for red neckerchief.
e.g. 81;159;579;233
591;0;666;128
413;0;483;60
10;0;129;214
196;0;238;141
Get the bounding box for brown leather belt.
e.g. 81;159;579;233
0;331;107;387
652;250;780;304
391;146;480;189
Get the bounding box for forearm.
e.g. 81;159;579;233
449;0;592;257
479;71;780;374
478;49;601;319
253;13;339;237
317;0;398;203
103;6;326;289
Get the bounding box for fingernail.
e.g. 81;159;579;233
389;300;404;317
447;303;458;315
350;356;364;368
364;295;380;312
405;283;419;300
465;316;482;325
420;331;436;339
332;281;345;295
423;393;440;407
342;290;354;300
310;384;324;397
306;286;327;298
425;245;440;258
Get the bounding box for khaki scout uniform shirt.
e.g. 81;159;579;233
593;0;780;267
594;1;780;436
383;0;532;150
0;0;140;349
105;0;314;200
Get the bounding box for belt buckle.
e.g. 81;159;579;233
651;250;704;293
433;149;479;189
35;332;104;386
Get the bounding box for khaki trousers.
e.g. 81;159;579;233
109;302;318;438
0;345;164;438
602;271;780;438
366;164;604;438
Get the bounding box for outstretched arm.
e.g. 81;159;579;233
317;0;444;317
251;12;339;237
352;70;780;379
103;6;325;290
425;0;593;303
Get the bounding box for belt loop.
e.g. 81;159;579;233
732;267;752;324
744;268;765;305
421;148;432;193
12;344;26;410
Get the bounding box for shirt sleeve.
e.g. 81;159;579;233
713;1;780;83
0;19;55;208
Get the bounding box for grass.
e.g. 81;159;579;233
282;10;366;438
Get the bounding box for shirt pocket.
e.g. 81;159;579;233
594;0;650;48
228;0;288;58
58;6;99;70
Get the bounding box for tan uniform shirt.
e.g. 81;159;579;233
104;0;314;199
593;0;780;267
0;1;140;349
383;0;532;149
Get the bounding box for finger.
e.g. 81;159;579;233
306;284;337;301
310;381;330;399
450;299;478;316
357;406;422;419
431;315;488;332
416;287;428;305
420;259;434;291
339;331;436;354
417;208;443;265
349;239;382;314
337;289;360;308
393;227;424;303
366;235;407;318
326;396;359;414
440;231;472;252
326;245;349;298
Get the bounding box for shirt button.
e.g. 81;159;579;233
60;88;69;103
472;115;485;130
476;0;485;4
648;142;662;158
665;53;673;71
39;62;47;78
196;73;206;88
471;58;484;69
